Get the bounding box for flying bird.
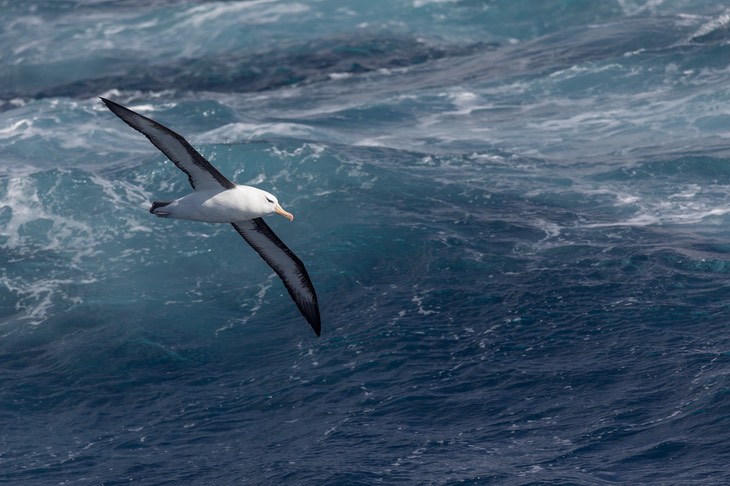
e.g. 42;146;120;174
101;98;321;336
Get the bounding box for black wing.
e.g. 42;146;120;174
232;219;321;336
101;97;235;191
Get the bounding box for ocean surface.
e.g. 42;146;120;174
2;1;730;484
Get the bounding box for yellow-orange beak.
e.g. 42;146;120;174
275;204;294;221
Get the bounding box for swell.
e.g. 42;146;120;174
0;35;495;101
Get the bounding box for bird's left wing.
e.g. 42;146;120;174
232;219;321;336
101;98;235;191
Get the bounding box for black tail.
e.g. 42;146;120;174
150;201;172;215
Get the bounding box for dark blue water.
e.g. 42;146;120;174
2;1;730;484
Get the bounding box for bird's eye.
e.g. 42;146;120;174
265;196;274;203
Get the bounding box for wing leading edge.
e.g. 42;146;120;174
101;97;235;191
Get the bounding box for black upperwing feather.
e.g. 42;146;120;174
232;219;321;336
101;98;235;191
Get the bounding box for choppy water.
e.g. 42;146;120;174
2;1;730;484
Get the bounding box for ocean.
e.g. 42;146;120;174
2;0;730;484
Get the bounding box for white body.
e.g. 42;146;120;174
155;185;287;223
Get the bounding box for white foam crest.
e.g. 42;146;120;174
658;204;730;225
267;143;325;161
549;63;625;79
581;214;660;228
0;177;90;324
527;110;624;133
536;219;562;240
0;175;128;344
0;118;35;139
687;9;730;42
203;122;314;142
353;137;389;147
442;89;495;116
328;72;353;81
0;176;93;257
578;183;730;228
102;17;159;36
0;101;124;157
0;273;97;326
412;0;458;7
615;0;666;16
0;114;43;144
579;188;642;206
411;289;438;316
0;170;160;326
180;1;309;28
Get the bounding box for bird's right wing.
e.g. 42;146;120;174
101;98;235;191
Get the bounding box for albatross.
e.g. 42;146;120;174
101;98;321;336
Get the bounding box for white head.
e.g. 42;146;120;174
259;189;294;221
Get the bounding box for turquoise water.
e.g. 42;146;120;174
2;1;730;484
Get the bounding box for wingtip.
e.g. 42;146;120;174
308;306;321;337
100;97;132;116
306;311;321;337
99;97;119;112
